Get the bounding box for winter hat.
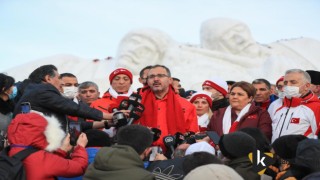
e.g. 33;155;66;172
85;129;111;147
189;91;213;109
109;68;133;84
185;141;215;155
295;139;320;172
7;112;66;152
276;76;284;86
271;134;306;162
185;90;197;99
184;164;244;180
306;70;320;85
202;77;228;97
219;131;256;159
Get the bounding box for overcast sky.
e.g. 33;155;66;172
1;0;319;71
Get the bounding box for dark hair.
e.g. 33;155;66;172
182;152;222;174
28;64;58;83
117;125;153;154
226;80;236;86
252;78;271;89
85;129;111;147
78;81;99;91
0;73;15;93
230;81;256;98
239;127;271;153
60;73;76;79
139;65;153;78
172;77;180;82
150;64;171;77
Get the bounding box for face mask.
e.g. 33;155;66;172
8;86;18;100
278;91;285;99
62;86;78;99
283;86;301;99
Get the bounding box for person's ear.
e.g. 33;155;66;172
43;74;51;83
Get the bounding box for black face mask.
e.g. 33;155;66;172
178;88;186;98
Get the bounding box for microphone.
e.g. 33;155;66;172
175;132;185;146
118;99;129;110
163;135;176;159
126;94;144;125
108;103;119;113
127;93;142;111
151;128;161;142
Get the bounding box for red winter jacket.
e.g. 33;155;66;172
207;104;272;140
7;113;88;180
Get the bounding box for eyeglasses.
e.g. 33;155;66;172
147;74;169;80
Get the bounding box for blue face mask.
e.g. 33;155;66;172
9;86;17;100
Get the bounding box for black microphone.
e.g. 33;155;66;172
128;94;142;110
126;94;144;125
151;128;161;142
163;135;176;159
175;132;185;146
118;99;129;110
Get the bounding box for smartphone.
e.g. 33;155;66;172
21;102;31;114
69;121;82;146
206;131;220;145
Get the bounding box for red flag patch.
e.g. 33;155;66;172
290;118;300;124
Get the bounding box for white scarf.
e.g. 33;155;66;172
197;113;210;127
222;103;251;134
108;86;134;99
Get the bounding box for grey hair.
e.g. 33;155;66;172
285;69;311;83
78;81;99;92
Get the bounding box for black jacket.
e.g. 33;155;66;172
13;83;103;130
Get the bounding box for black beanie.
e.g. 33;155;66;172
219;131;256;159
271;134;306;162
85;129;111;147
295;139;320;172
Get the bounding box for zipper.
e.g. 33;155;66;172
275;113;284;131
278;99;292;138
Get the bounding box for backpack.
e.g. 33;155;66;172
0;146;39;180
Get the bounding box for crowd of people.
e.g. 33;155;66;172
0;63;320;180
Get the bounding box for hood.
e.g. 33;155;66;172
7;112;66;152
93;145;143;171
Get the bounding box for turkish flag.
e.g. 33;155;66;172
290;118;300;124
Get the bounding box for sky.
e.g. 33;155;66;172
1;0;319;72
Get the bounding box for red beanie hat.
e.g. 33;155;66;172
189;91;213;109
202;77;228;97
276;76;284;86
109;68;133;84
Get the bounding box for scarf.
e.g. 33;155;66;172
138;86;186;134
222;103;251;134
108;86;134;99
198;113;210;128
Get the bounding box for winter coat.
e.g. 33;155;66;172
271;92;320;142
8;113;88;180
83;145;155;180
227;157;260;180
13;83;103;130
207;103;272;140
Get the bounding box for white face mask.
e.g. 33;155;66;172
278;91;285;99
283;86;301;99
62;86;78;99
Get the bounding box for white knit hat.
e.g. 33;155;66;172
184;164;244;180
202;77;228;97
185;141;215;155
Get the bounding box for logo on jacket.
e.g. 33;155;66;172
247;115;257;119
290;118;300;124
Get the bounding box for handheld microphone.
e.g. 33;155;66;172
118;99;129;110
108;103;119;113
151;128;161;142
127;104;145;125
163;135;176;159
175;132;185;146
127;94;142;111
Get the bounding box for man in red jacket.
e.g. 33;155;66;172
137;65;199;151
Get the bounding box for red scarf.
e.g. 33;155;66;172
138;86;187;134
